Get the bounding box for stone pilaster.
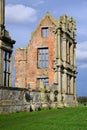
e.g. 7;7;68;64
55;29;58;59
74;45;76;67
54;30;58;84
0;0;5;25
66;40;69;63
62;71;67;94
73;77;76;96
54;65;58;84
0;46;3;86
54;22;61;85
57;68;63;107
9;54;12;87
70;43;74;66
70;76;74;94
0;0;5;35
57;27;61;59
62;34;67;62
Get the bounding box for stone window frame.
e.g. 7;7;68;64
41;27;48;37
3;50;11;87
37;77;49;88
37;47;48;69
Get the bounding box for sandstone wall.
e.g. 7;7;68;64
0;87;77;114
0;87;30;114
0;87;50;114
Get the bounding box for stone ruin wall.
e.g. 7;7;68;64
0;87;30;113
0;86;77;114
0;87;51;114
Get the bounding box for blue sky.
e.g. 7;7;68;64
5;0;87;96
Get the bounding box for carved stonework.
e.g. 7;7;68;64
0;0;15;87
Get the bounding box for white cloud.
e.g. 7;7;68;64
5;4;37;24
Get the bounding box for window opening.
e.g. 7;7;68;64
42;27;48;37
3;51;11;86
37;78;49;88
38;48;48;68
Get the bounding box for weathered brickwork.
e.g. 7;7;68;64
14;48;27;88
14;13;56;89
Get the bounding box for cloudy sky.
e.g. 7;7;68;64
5;0;87;96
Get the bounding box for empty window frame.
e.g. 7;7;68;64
38;48;48;68
37;78;49;88
3;51;11;87
42;27;48;37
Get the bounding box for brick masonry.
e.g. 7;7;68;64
14;13;56;89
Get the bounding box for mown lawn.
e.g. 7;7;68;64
0;107;87;130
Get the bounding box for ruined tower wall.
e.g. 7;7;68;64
26;19;55;89
14;15;56;89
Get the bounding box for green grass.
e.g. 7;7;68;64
0;107;87;130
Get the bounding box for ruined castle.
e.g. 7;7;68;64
14;12;77;106
0;0;77;114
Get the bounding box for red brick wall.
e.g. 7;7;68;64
14;48;27;88
14;14;56;89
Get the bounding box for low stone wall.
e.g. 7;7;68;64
0;87;77;114
0;87;51;114
65;94;77;106
0;87;30;114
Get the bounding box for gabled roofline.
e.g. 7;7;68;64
38;12;57;26
31;12;57;39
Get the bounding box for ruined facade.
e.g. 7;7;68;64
0;1;77;113
0;0;15;87
14;13;77;106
